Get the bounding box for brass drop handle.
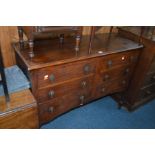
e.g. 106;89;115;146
48;106;54;113
122;80;126;85
103;74;110;81
49;74;55;82
79;95;85;106
107;60;113;68
101;87;106;93
124;68;130;75
48;90;55;98
81;81;87;88
83;64;91;74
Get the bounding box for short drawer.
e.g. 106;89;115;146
143;72;155;86
99;50;139;71
37;75;94;102
94;77;129;99
97;64;135;84
38;91;91;124
139;84;155;100
37;59;96;88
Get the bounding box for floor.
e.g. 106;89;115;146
41;96;155;129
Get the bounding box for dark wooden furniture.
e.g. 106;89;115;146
0;45;10;103
14;33;143;126
18;26;83;58
0;89;39;128
113;27;155;110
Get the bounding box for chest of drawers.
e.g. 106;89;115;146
14;34;142;125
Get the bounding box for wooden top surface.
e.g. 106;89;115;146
0;89;36;115
13;33;143;70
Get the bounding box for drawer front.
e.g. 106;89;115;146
37;75;94;103
39;92;91;124
139;84;155;101
37;59;96;88
143;72;155;86
97;64;134;84
99;51;139;71
94;77;129;99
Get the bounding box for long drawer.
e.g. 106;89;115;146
98;50;140;72
37;59;96;89
39;91;91;124
37;75;94;103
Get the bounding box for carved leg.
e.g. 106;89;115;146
18;26;24;47
28;40;34;58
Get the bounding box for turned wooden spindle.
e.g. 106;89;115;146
18;26;24;47
88;26;96;54
75;33;81;51
28;40;35;58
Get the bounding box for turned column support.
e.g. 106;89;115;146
75;27;83;52
28;40;34;58
18;26;24;47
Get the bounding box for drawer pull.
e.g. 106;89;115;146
81;81;87;88
103;74;110;81
48;90;55;98
79;95;85;105
83;64;91;74
107;60;113;68
48;106;54;113
124;68;130;75
101;87;106;93
49;74;55;82
122;80;126;85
